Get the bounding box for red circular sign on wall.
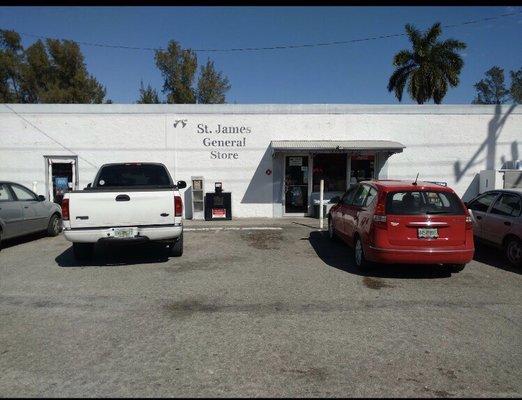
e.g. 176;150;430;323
265;169;272;175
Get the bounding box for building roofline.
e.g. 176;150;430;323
1;103;521;115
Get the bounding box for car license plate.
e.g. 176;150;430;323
418;228;438;239
113;228;135;238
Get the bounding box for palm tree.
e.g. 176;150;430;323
388;23;466;104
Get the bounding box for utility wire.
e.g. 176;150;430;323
1;10;521;53
3;104;98;169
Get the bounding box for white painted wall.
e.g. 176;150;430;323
1;104;520;218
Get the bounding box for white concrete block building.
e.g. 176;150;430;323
0;103;520;218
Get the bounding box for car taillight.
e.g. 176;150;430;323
465;215;472;230
373;201;387;228
61;198;69;220
174;195;183;217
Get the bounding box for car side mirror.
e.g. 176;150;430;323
37;195;46;201
177;180;187;190
330;196;341;204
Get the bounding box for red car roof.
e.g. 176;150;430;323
362;179;455;193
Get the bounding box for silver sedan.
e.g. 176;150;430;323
0;181;62;249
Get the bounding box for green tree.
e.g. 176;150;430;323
0;30;24;102
154;41;197;104
137;80;160;104
510;67;522;103
472;66;510;104
197;59;231;104
388;23;466;104
0;29;106;103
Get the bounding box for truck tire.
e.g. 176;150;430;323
47;214;62;237
170;234;183;257
73;243;94;260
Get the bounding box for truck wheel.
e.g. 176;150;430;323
47;214;62;237
170;234;183;257
446;264;466;273
73;243;94;260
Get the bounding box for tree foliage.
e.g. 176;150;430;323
197;59;231;104
153;40;230;104
472;66;510;104
472;66;522;104
0;29;106;103
388;23;466;104
137;80;160;104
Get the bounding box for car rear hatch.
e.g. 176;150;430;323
385;190;467;247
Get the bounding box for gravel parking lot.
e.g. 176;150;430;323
0;218;521;397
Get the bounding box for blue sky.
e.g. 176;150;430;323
1;6;521;104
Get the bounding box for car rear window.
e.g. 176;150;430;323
385;191;465;215
95;164;172;188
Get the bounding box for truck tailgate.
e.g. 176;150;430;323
68;190;175;229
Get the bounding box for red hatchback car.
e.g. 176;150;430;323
328;180;474;272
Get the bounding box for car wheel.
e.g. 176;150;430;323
73;243;94;260
328;217;337;240
446;264;466;273
354;236;372;270
47;214;62;237
170;234;183;257
504;237;522;268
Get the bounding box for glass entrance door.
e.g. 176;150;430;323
285;156;308;213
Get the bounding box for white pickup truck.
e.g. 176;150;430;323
62;162;186;260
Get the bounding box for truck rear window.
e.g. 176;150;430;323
385;191;465;215
95;164;172;188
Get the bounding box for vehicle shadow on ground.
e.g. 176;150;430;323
307;230;452;279
55;243;170;267
1;231;48;249
473;242;521;275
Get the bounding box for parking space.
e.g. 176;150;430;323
0;219;521;397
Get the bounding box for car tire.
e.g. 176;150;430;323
446;264;466;273
328;217;337;240
354;236;372;270
47;214;62;237
170;234;183;257
73;243;94;260
504;237;522;268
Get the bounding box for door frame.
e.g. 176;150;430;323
282;153;311;217
44;155;79;202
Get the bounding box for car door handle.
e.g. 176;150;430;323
24;206;29;209
504;221;511;226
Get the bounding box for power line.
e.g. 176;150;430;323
3;104;98;169
1;10;521;54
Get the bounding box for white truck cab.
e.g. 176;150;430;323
62;162;186;260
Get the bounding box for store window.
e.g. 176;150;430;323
312;153;347;192
350;155;375;184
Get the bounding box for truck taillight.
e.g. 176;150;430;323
174;195;183;217
61;198;69;220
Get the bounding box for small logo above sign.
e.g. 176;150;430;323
173;119;188;128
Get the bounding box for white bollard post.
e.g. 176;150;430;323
319;179;324;230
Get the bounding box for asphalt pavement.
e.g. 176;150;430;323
0;218;520;397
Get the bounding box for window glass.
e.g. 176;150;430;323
352;185;371;207
490;194;521;217
11;184;36;201
468;192;499;213
312;153;347;192
0;184;13;201
364;187;378;207
96;164;172;188
385;191;465;215
342;186;357;205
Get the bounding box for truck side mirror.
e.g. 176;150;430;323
177;180;187;189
